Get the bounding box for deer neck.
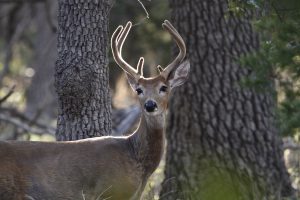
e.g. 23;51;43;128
129;112;165;177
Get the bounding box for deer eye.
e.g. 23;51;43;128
136;88;143;95
159;86;168;93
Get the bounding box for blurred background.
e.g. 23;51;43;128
0;0;299;199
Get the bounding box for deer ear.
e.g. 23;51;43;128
167;60;190;89
126;73;138;90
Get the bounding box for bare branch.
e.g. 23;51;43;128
137;0;149;19
0;113;55;135
132;0;150;26
0;85;15;104
0;107;56;136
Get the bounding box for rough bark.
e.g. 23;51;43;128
160;0;293;199
26;1;58;120
55;0;112;140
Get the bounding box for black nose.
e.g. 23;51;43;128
144;100;157;112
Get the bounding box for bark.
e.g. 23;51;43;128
26;1;58;120
55;0;112;140
160;0;294;199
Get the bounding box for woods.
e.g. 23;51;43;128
0;0;299;199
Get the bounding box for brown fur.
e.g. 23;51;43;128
0;19;189;200
0;69;188;200
0;138;144;200
0;109;166;200
0;74;173;200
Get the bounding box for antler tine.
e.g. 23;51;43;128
111;22;140;80
161;20;186;78
137;57;144;77
116;22;131;52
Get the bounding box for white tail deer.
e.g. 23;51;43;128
0;20;189;200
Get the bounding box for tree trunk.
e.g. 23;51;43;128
55;0;112;141
160;0;293;199
26;1;58;120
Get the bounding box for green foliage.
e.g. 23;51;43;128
231;0;300;136
228;0;257;16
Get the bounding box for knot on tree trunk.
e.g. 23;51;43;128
55;59;99;100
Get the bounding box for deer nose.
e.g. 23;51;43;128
144;100;157;112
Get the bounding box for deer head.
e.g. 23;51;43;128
111;20;190;116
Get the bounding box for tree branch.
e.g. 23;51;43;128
0;85;15;105
0;107;56;136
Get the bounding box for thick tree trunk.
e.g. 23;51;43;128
55;0;112;140
160;0;293;199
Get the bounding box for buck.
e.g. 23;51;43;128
0;20;189;200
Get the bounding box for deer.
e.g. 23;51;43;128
0;20;189;200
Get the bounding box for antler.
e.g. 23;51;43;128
160;20;186;79
111;20;185;80
111;21;143;80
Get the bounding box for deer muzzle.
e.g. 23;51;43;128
144;100;158;112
